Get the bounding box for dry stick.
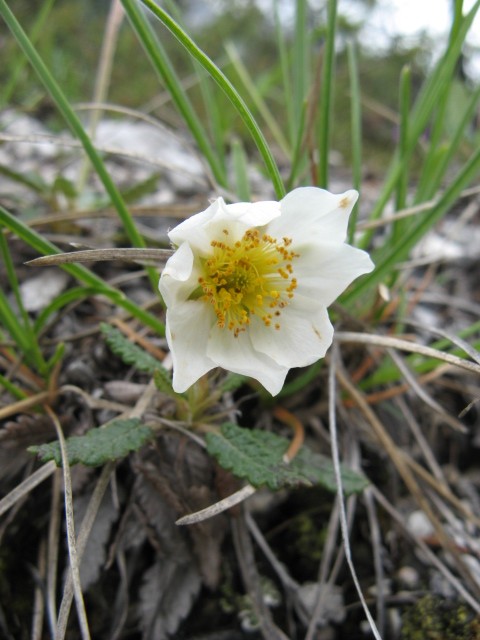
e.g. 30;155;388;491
231;513;290;640
305;419;361;634
0;391;52;421
403;319;480;366
46;470;62;635
335;331;480;377
55;462;116;639
401;453;480;530
394;395;446;484
335;361;480;603
305;497;351;637
387;347;465;432
363;488;386;637
357;184;480;231
317;347;382;640
0;461;56;517
44;407;91;640
77;0;124;192
31;538;46;640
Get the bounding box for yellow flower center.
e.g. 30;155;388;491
198;227;299;337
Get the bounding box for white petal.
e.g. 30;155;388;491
293;243;374;307
269;187;358;245
206;328;289;395
224;200;281;226
168;198;281;253
166;301;217;393
159;241;198;307
168;198;220;246
251;306;334;368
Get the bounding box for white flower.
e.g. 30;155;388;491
159;187;374;395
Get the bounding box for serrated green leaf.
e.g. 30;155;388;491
100;323;168;376
206;423;368;494
290;446;369;495
153;367;178;398
28;418;153;467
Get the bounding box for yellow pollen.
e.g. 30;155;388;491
196;227;299;336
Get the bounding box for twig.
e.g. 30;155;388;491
363;488;386;636
335;331;480;376
0;461;56;517
323;345;382;640
231;512;290;640
46;470;62;635
176;484;256;525
387;347;465;432
56;463;115;636
31;538;46;640
45;406;90;640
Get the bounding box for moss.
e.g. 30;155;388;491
401;594;480;640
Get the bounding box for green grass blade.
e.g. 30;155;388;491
344;144;480;305
0;372;28;399
347;41;362;243
0;0;160;290
33;287;102;333
408;1;479;145
0;287;30;354
419;81;480;201
293;0;309;132
286;99;308;191
317;0;338;188
1;0;56;107
231;138;251;201
137;0;285;199
359;0;480;250
225;41;291;157
274;0;295;145
0;230;47;373
120;0;227;187
394;65;411;214
0;205;165;336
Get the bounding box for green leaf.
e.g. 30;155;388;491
100;323;166;375
153;368;178;398
206;423;368;494
28;418;153;467
292;446;369;495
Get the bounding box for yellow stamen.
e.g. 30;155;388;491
196;227;299;336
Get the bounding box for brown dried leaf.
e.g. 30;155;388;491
74;489;119;590
0;413;56;479
139;558;201;640
134;432;227;587
134;470;202;639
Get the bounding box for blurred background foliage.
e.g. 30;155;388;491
4;0;475;174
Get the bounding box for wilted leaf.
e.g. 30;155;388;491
206;423;368;494
139;559;201;640
74;490;119;590
28;418;153;467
